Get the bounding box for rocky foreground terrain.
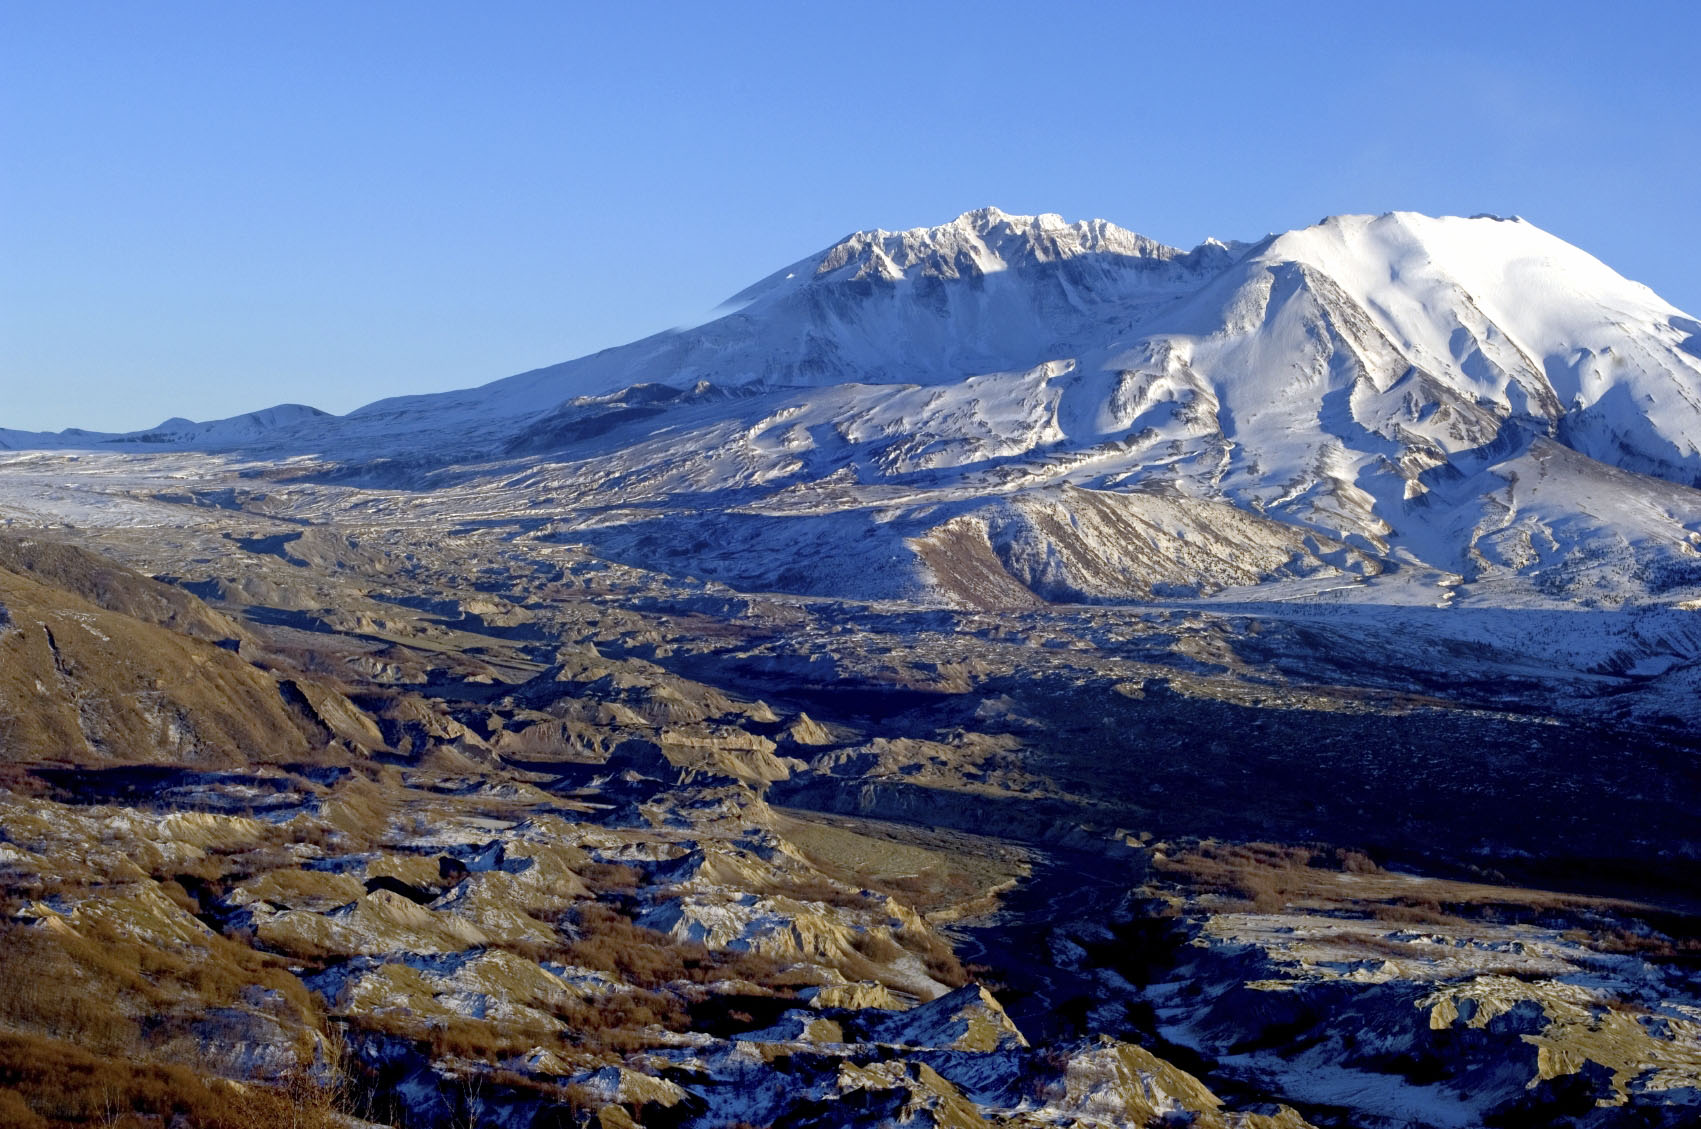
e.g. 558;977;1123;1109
2;209;1701;1126
0;485;1696;1128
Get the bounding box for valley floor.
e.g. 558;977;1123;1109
0;453;1698;1128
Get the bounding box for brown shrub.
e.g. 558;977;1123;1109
875;871;985;905
1154;841;1349;913
758;876;873;910
0;921;153;1051
319;775;398;846
850;931;904;963
556;989;689;1048
0;907;321;1062
155;877;200;915
1571;925;1701;962
346;983;693;1061
846;924;970;988
0;1086;48;1128
576;862;642;895
897;929;969;988
0;1031;344;1129
0;965;138;1055
543;902;789;991
426;1016;570;1061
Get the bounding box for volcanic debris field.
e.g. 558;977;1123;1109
0;493;1696;1129
4;208;1701;1126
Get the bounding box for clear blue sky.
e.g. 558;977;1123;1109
4;1;1698;432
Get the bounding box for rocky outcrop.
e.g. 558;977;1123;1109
863;984;1028;1053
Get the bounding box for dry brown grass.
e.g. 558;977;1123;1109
545;902;789;991
771;810;1027;918
1570;923;1701;963
0;1088;48;1129
0;1031;346;1129
328;899;807;1060
0;563;323;768
1150;839;1691;957
1153;840;1345;913
0;894;379;1125
319;773;400;846
850;931;904;963
1152;839;1559;920
0;909;321;1056
575;861;642;896
759;876;875;910
0;926;139;1055
848;923;969;988
897;928;969;988
0;768;51;799
345;980;689;1061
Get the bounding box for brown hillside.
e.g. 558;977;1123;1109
0;562;345;766
0;532;250;646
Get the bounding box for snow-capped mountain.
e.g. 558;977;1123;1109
6;208;1701;610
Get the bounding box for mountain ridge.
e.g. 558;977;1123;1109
4;207;1699;612
7;208;1694;463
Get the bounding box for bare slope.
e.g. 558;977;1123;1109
0;541;367;766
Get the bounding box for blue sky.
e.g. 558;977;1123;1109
4;1;1698;432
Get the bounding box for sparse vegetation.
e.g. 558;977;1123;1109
546;902;792;992
0;1031;348;1129
2;492;1698;1129
1154;840;1383;913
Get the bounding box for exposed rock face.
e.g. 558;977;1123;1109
968;486;1382;603
1048;1038;1286;1129
782;712;836;747
807;980;911;1012
863;984;1028;1052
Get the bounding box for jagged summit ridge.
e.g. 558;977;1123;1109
13;207;1692;455
809;206;1200;284
452;207;1699;610
5;206;1701;611
727;206;1240;314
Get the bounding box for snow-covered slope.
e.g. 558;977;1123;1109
6;208;1700;609
340;208;1240;429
